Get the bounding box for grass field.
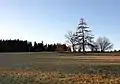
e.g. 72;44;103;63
0;52;120;84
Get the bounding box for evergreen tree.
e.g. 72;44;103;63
75;18;94;53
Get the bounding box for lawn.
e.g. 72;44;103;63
0;52;120;84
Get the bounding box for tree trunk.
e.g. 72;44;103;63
82;29;85;53
72;45;75;52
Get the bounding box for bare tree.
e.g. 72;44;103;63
96;37;113;52
65;31;76;52
88;42;99;52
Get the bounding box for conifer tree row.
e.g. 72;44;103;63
0;39;70;52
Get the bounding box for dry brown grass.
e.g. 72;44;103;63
0;69;120;84
0;53;120;83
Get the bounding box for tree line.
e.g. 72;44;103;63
0;18;115;53
0;39;70;52
65;18;113;52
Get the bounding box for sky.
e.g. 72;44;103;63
0;0;120;50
